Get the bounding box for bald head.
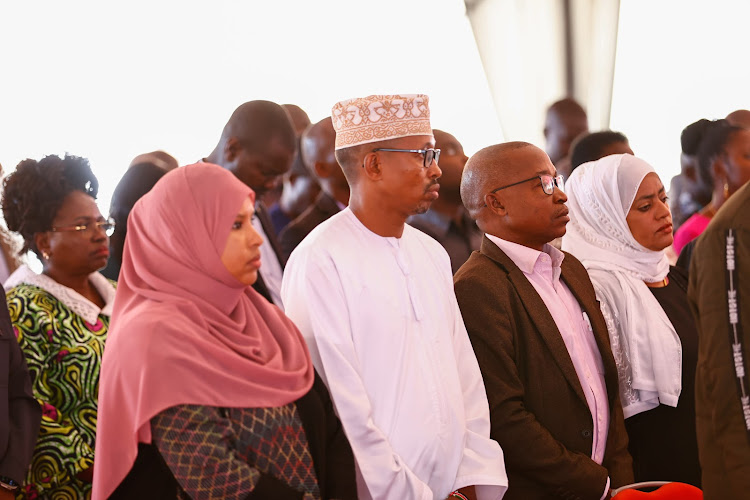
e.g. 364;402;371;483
461;142;535;218
282;104;312;137
544;98;588;165
129;150;178;171
221;100;297;156
463;142;567;248
726;109;750;129
208;100;297;194
301;117;336;174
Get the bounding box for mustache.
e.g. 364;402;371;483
424;180;439;193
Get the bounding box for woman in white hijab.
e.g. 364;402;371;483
562;154;700;487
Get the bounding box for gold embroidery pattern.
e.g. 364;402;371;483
332;94;432;149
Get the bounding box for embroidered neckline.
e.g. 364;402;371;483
5;265;115;324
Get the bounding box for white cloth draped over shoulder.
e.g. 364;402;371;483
281;208;507;500
561;154;682;418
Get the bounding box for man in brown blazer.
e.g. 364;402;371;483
454;142;633;500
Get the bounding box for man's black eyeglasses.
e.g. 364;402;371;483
372;148;441;168
489;174;564;196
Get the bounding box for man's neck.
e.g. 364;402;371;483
349;194;405;238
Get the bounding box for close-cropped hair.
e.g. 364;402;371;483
681;118;711;156
569;131;629;172
696;119;743;189
2;154;99;256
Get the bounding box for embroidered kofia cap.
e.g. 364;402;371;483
331;94;432;150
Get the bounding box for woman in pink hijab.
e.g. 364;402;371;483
92;163;355;500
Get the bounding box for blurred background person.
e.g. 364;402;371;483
204;100;297;308
280;117;348;260
568;130;634;174
93;163;356;500
2;154;116;499
674;119;750;257
266;103;320;234
408;129;482;273
128;150;178;172
544;97;589;180
669;119;713;233
563;154;701;486
100;162;167;280
725;108;750;128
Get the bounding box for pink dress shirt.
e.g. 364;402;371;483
486;234;611;497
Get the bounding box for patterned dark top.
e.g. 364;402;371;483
7;281;112;499
151;403;320;499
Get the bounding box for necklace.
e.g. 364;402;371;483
645;276;669;288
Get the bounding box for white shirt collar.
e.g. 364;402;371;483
4;265;116;324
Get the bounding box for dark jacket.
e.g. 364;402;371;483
279;192;341;261
111;372;357;500
252;202;286;304
453;236;633;500
0;287;41;485
688;181;750;500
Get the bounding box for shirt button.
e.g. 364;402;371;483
581;429;592;438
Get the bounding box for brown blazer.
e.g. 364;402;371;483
454;236;633;500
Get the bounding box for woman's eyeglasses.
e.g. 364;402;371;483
50;218;116;237
371;148;441;168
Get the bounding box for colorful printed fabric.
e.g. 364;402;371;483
7;283;110;499
151;403;320;499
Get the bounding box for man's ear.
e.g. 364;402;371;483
484;192;508;216
362;152;382;180
224;137;241;162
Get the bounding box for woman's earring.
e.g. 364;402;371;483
724;182;730;199
41;251;49;260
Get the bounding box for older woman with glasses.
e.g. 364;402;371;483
1;154;116;499
562;154;700;487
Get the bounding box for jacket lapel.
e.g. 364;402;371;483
480;236;588;406
560;260;619;400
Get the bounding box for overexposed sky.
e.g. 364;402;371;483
0;0;501;214
2;0;749;216
611;1;750;183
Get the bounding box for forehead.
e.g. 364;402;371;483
636;172;664;193
385;134;435;149
508;146;555;176
55;191;101;220
727;128;750;150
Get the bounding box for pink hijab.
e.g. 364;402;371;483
92;163;313;499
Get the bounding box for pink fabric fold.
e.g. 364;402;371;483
92;163;313;499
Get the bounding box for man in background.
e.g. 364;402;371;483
544;98;589;180
408;129;481;273
279;117;348;260
205;100;295;307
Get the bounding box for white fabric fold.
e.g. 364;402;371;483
561;154;682;417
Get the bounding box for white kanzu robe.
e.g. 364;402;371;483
282;208;507;500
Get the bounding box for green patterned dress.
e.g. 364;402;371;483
5;267;114;500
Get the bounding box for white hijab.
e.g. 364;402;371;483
562;154;681;417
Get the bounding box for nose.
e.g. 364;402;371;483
248;223;264;248
554;186;568;203
656;198;671;220
428;159;442;179
91;224;108;241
